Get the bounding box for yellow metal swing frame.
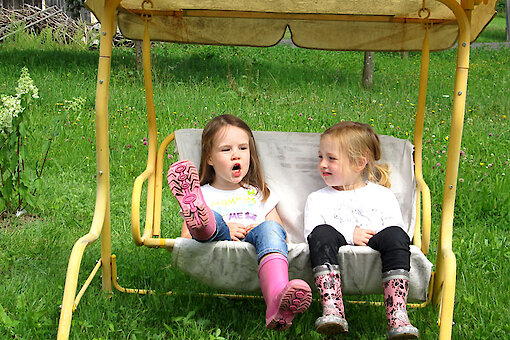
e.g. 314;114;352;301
57;0;498;339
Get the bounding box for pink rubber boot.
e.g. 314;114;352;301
258;253;312;331
382;270;419;339
167;160;216;241
313;264;348;334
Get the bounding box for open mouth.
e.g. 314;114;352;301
232;163;242;177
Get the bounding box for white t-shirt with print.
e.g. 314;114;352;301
304;182;405;245
201;184;279;227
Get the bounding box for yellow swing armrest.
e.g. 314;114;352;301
414;177;432;255
131;167;155;246
131;14;161;246
412;21;431;256
131;133;176;246
153;133;175;237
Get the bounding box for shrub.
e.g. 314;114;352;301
0;67;51;216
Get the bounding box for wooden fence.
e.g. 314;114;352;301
0;0;91;22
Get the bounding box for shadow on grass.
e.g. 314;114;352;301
0;45;360;90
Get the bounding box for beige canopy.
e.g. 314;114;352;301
85;0;497;51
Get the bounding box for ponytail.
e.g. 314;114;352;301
368;162;391;188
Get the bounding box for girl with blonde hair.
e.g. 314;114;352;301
304;121;418;339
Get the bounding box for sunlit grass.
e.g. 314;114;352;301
475;14;508;43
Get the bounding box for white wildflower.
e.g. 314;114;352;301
64;96;86;113
0;104;13;134
0;67;38;134
0;95;23;134
2;95;23;117
16;67;39;99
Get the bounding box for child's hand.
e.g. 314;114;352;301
353;226;376;246
227;223;248;241
244;223;258;234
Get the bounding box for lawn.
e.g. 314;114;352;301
475;11;508;43
0;22;509;339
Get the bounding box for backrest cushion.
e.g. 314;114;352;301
174;129;416;243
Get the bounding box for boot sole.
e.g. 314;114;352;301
266;280;312;331
167;160;210;230
315;314;348;335
387;325;419;339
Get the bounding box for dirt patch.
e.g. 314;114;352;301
0;212;42;230
470;41;510;49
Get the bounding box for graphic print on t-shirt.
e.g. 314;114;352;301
332;204;385;230
208;187;264;226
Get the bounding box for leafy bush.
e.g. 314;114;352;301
496;0;506;14
0;68;51;216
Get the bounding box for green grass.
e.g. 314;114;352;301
0;26;509;339
476;13;508;43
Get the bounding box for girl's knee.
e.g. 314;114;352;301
308;224;340;244
384;226;410;246
252;221;288;261
257;220;287;240
213;211;223;222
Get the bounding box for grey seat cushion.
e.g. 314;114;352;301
169;129;432;301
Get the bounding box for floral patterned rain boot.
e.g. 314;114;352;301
382;269;419;339
313;264;348;335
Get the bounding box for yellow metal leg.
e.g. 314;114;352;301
438;250;457;339
434;1;471;339
57;0;120;339
73;259;102;312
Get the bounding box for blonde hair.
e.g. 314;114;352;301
321;121;391;188
199;114;270;201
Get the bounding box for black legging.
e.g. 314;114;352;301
307;224;411;272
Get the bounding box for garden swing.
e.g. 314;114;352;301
57;0;498;339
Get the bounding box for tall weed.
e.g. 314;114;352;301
0;67;53;216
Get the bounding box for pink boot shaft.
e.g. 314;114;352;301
313;264;348;334
258;254;312;331
383;270;419;339
167;160;216;241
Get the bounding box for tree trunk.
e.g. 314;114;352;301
506;0;510;41
362;51;375;89
134;40;143;70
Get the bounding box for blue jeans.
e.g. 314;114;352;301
198;211;288;262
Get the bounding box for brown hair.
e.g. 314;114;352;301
199;114;270;200
321;121;391;188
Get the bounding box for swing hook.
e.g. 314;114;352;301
418;0;431;31
418;0;431;19
141;0;154;22
418;7;431;20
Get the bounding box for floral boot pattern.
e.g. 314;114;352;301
383;276;419;339
313;264;348;334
